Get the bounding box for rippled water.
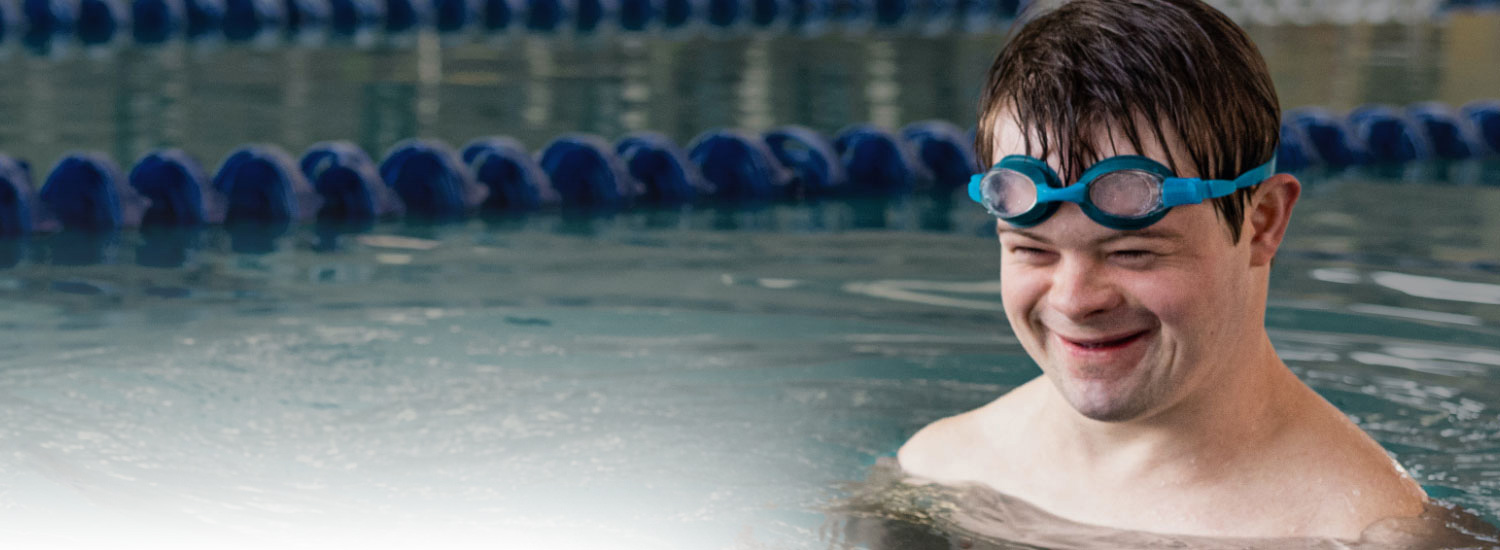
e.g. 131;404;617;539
3;6;1500;548
0;171;1498;547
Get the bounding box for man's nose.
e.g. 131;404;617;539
1045;257;1123;321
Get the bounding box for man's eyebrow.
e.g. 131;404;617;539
1098;228;1186;244
996;227;1052;244
996;227;1185;245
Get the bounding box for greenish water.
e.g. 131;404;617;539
2;12;1500;549
0;177;1499;547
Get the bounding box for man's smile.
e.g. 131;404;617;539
1049;328;1155;378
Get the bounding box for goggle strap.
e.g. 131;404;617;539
967;174;984;203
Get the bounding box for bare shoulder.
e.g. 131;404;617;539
897;380;1042;483
1274;391;1429;538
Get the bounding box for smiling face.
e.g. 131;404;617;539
993;115;1268;423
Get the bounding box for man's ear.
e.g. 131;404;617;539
1247;174;1301;267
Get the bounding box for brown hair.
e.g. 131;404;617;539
975;0;1280;242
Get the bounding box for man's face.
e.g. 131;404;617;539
992;116;1264;423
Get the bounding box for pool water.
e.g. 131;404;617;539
3;9;1500;550
1;174;1500;547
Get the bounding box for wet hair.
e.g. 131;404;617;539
975;0;1280;242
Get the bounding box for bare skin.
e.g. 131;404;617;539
898;114;1428;541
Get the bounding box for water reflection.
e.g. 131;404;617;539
1;14;1497;174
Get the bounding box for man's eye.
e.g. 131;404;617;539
1011;246;1051;257
1110;250;1157;261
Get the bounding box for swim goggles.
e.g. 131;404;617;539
968;155;1277;230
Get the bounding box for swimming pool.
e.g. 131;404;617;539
3;8;1500;550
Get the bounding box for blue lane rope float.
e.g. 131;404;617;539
0;0;1029;46
132;0;182;42
283;0;333;30
462;136;558;210
763;125;845;196
524;0;567;31
1348;104;1426;164
477;0;514;29
40;152;140;231
24;0;76;35
77;0;127;44
616;0;647;29
834;123;928;196
184;0;226;35
539;134;641;208
302;140;401;220
379;0;428;32
1461;100;1500;156
223;0;285;39
688;129;791;201
902;120;976;193
0;155;36;237
327;0;380;31
378;139;484;219
5;98;1500;241
1284;107;1363;167
616;132;708;205
1409;102;1477;161
129;148;216;225
214;144;318;222
431;0;472;31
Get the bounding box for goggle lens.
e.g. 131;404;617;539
1087;169;1164;219
980;168;1038;218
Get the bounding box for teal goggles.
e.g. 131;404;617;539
968;155;1277;230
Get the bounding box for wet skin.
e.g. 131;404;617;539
898;114;1429;540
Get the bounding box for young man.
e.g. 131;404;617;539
897;0;1432;541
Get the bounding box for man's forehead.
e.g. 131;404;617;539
988;111;1192;177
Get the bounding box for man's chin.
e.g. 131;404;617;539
1054;378;1155;423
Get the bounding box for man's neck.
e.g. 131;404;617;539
1035;334;1298;483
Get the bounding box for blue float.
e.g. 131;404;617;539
75;0;126;43
1461;100;1500;155
782;0;829;27
0;155;36;237
475;0;517;28
214;145;315;222
378;139;483;219
326;0;379;31
431;0;471;31
183;0;225;35
283;0;332;29
24;0;76;34
539;135;640;208
616;132;707;204
1408;102;1477;161
39;153;138;231
130;149;216;226
659;0;692;27
1284;107;1362;167
574;0;606;30
872;0;904;25
382;0;428;30
763;125;845;196
835;124;926;195
301;141;400;221
705;0;735;26
902;120;976;192
132;0;182;43
688;130;789;201
745;0;775;25
616;0;649;29
524;0;567;30
222;0;284;39
461;137;557;211
1348;104;1425;164
1276;123;1313;173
